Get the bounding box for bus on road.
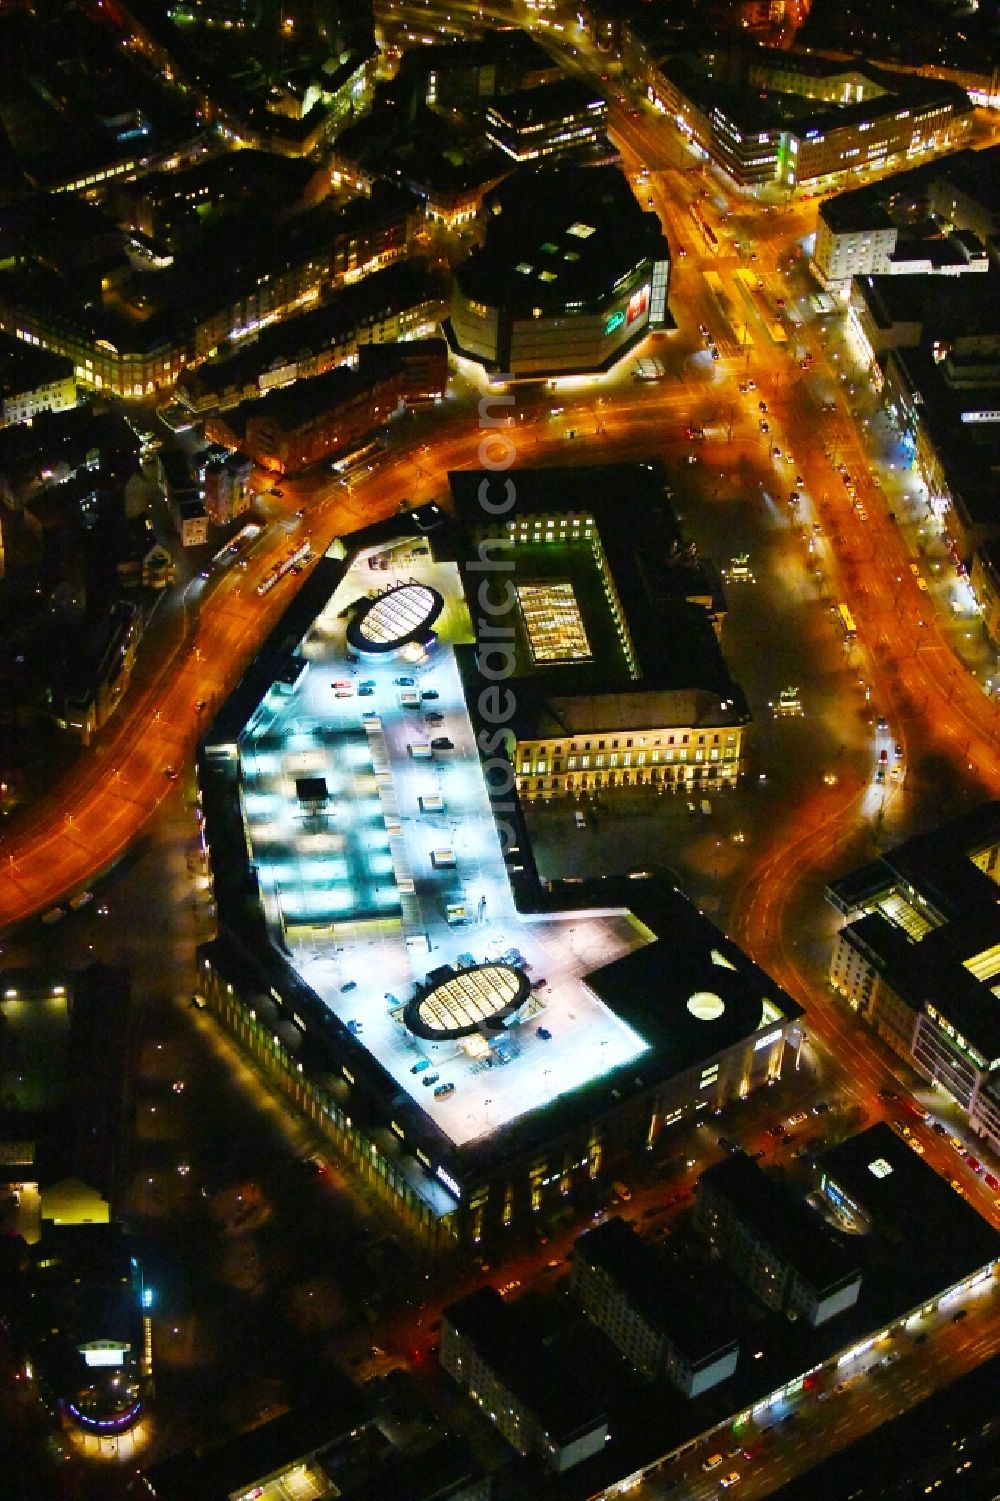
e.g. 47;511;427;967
838;603;857;640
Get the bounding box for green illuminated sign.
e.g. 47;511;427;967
604;309;626;335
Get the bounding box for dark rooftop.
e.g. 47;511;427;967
140;1385;371;1501
0;332;74;400
820;184;896;234
487;77;607;129
444;1285;607;1444
819;1124;1000;1300
453;164;668;317
584;892;798;1068
699;1151;861;1291
574;1217;738;1364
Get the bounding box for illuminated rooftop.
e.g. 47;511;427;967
235;534;650;1148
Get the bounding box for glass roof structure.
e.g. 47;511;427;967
517;580;592;665
347;581;444;655
407;963;531;1040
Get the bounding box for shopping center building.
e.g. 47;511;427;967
196;508;798;1248
446;165;670;380
647;47;973;191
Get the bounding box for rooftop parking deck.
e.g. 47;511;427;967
237;537;650;1148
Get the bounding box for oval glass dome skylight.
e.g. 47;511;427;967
347;581;444;655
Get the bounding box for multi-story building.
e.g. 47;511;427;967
137;1384;490;1501
646;47;973;191
571;1217;739;1393
0;334;76;429
47;601;143;743
827;804;1000;1156
389;30;561;116
813;192;900;291
447;165;670;380
484;79;609;164
201;453;253;526
175;261;443;415
812;146;998;291
441;1286;609;1471
0;186;418;400
196;509;801;1248
435;1126;998;1501
449;464;749;801
204;340;448;474
970;540;1000;652
694;1152;863;1325
879;342;1000;558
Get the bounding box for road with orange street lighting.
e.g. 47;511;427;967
2;0;999;1198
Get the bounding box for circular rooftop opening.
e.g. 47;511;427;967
687;990;726;1022
404;962;531;1041
346;582;444;656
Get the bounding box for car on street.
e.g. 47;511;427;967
786;1111;808;1126
411;1059;430;1073
433;1082;455;1099
422;1073;440;1087
759;419;769;433
964;1154;983;1173
878;1087;899;1101
984;1172;1000;1190
720;1473;741;1489
536;1027;552;1041
812;1101;830;1114
431;737;454;750
702;1453;724;1472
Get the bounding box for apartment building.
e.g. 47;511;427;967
694;1153;863;1325
572;1217;739;1394
441;1286;609;1472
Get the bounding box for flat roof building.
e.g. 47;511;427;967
446;165;669;379
196;509;799;1248
449;463;748;801
441;1285;609;1471
694;1151;863;1326
432;1125;998;1501
484;78;610;164
571;1216;739;1393
647;47;973;192
813;146;999;291
827;803;1000;1156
